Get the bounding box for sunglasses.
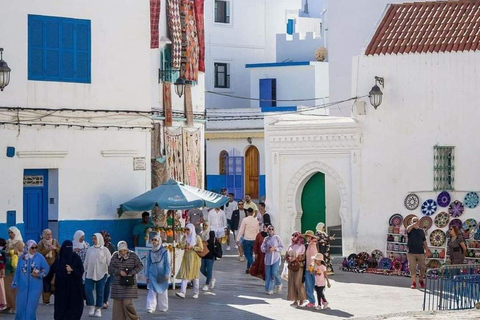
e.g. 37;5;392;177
152;239;159;242
268;228;275;231
31;246;38;249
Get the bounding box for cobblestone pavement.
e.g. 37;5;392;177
2;251;479;319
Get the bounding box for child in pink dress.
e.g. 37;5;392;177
0;238;7;311
311;253;331;310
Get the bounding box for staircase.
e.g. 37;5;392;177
328;225;342;255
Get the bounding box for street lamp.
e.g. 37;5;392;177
369;76;384;109
0;48;11;91
174;77;186;98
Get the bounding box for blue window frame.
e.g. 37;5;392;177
287;19;294;35
28;15;91;83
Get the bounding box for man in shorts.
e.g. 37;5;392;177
406;217;431;289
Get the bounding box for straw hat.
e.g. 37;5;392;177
303;230;317;239
312;253;324;261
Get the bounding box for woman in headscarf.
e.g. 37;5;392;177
250;223;269;280
84;233;112;318
11;240;49;320
315;222;334;275
100;230;116;309
73;230;90;263
108;241;143;320
4;226;24;314
175;223;203;299
45;240;84;320
0;237;7;311
285;231;307;306
37;228;60;304
200;221;216;291
261;225;284;295
145;235;170;313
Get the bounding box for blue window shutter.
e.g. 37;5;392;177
45;20;60;78
259;79;276;107
287;19;294;35
60;21;75;79
75;21;91;82
28;17;44;79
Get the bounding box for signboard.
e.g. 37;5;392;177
133;157;146;170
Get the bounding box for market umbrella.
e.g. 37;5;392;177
117;179;229;216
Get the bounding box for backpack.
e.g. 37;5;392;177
214;239;223;259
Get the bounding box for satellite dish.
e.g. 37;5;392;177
315;47;327;61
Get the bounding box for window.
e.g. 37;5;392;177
259;78;277;107
219;150;229;175
287;19;295;35
28;15;91;83
215;1;230;24
434;146;455;190
159;45;179;83
214;62;230;88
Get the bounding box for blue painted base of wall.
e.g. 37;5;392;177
206;175;226;193
260;175;266;200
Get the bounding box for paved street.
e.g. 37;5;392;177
3;252;479;320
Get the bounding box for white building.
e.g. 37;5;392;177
265;0;480;256
0;0;205;244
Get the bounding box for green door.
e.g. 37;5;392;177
301;172;326;233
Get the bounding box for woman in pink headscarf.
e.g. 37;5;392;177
285;232;307;307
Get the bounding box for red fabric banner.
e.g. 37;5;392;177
180;0;199;81
163;82;172;127
194;0;205;72
150;0;161;49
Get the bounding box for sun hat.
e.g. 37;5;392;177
303;230;317;238
312;253;324;261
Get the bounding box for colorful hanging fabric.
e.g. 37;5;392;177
184;84;193;126
180;0;199;81
194;0;205;72
165;127;184;182
150;0;161;48
182;128;202;188
167;0;182;69
163;82;173;127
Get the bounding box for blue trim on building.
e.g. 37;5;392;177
245;61;310;68
261;106;297;113
206;175;226;193
259;175;266;200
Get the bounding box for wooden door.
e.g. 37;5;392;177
245;146;259;199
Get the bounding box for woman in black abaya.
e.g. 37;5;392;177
46;240;85;320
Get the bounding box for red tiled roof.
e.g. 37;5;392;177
365;0;480;55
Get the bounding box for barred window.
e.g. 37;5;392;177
434;146;454;191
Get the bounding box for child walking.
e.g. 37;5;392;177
311;253;331;310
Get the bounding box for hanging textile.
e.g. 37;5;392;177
150;0;161;48
182;128;202;188
151;159;168;188
167;0;182;69
163;82;173;127
151;122;162;159
180;0;199;81
194;0;205;72
165;127;184;182
184;84;193;126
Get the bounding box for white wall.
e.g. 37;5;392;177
248;62;329;108
276;33;324;63
325;175;341;227
353;51;480;251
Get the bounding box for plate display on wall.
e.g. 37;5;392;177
379;257;392;270
462;218;477;231
448;200;464;217
430;229;446;247
434;212;450;228
404;193;420;210
371;249;383;261
403;214;418;228
419;216;433;230
402;260;409;273
449;218;463;229
437;191;451;207
392;259;402;271
464;192;479;209
389;213;403;227
421;199;437;216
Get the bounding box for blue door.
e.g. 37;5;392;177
23;169;48;241
225;156;244;200
259;78;276;107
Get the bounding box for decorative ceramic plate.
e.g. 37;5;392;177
421;199;437;216
379;257;392;270
347;253;357;261
371;249;383;260
404;214;418;228
419;216;433;230
434;211;450;228
464;192;479;209
437;191;451;207
389;213;403;227
402;260;409;273
427;259;442;269
462;218;477;231
430;229;446;247
448;200;464;217
449;218;463;229
392;259;402;271
404;193;420;210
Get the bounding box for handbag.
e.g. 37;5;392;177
288;260;301;272
119;275;135;286
196;241;210;258
214;239;223;258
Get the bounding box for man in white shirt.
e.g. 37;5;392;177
208;207;227;239
224;193;238;251
236;208;259;273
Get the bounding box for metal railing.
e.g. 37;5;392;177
423;264;480;311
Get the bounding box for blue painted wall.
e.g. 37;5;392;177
0;223;24;241
260;175;266;200
206;175;226;193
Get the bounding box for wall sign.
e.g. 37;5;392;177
133;157;146;171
